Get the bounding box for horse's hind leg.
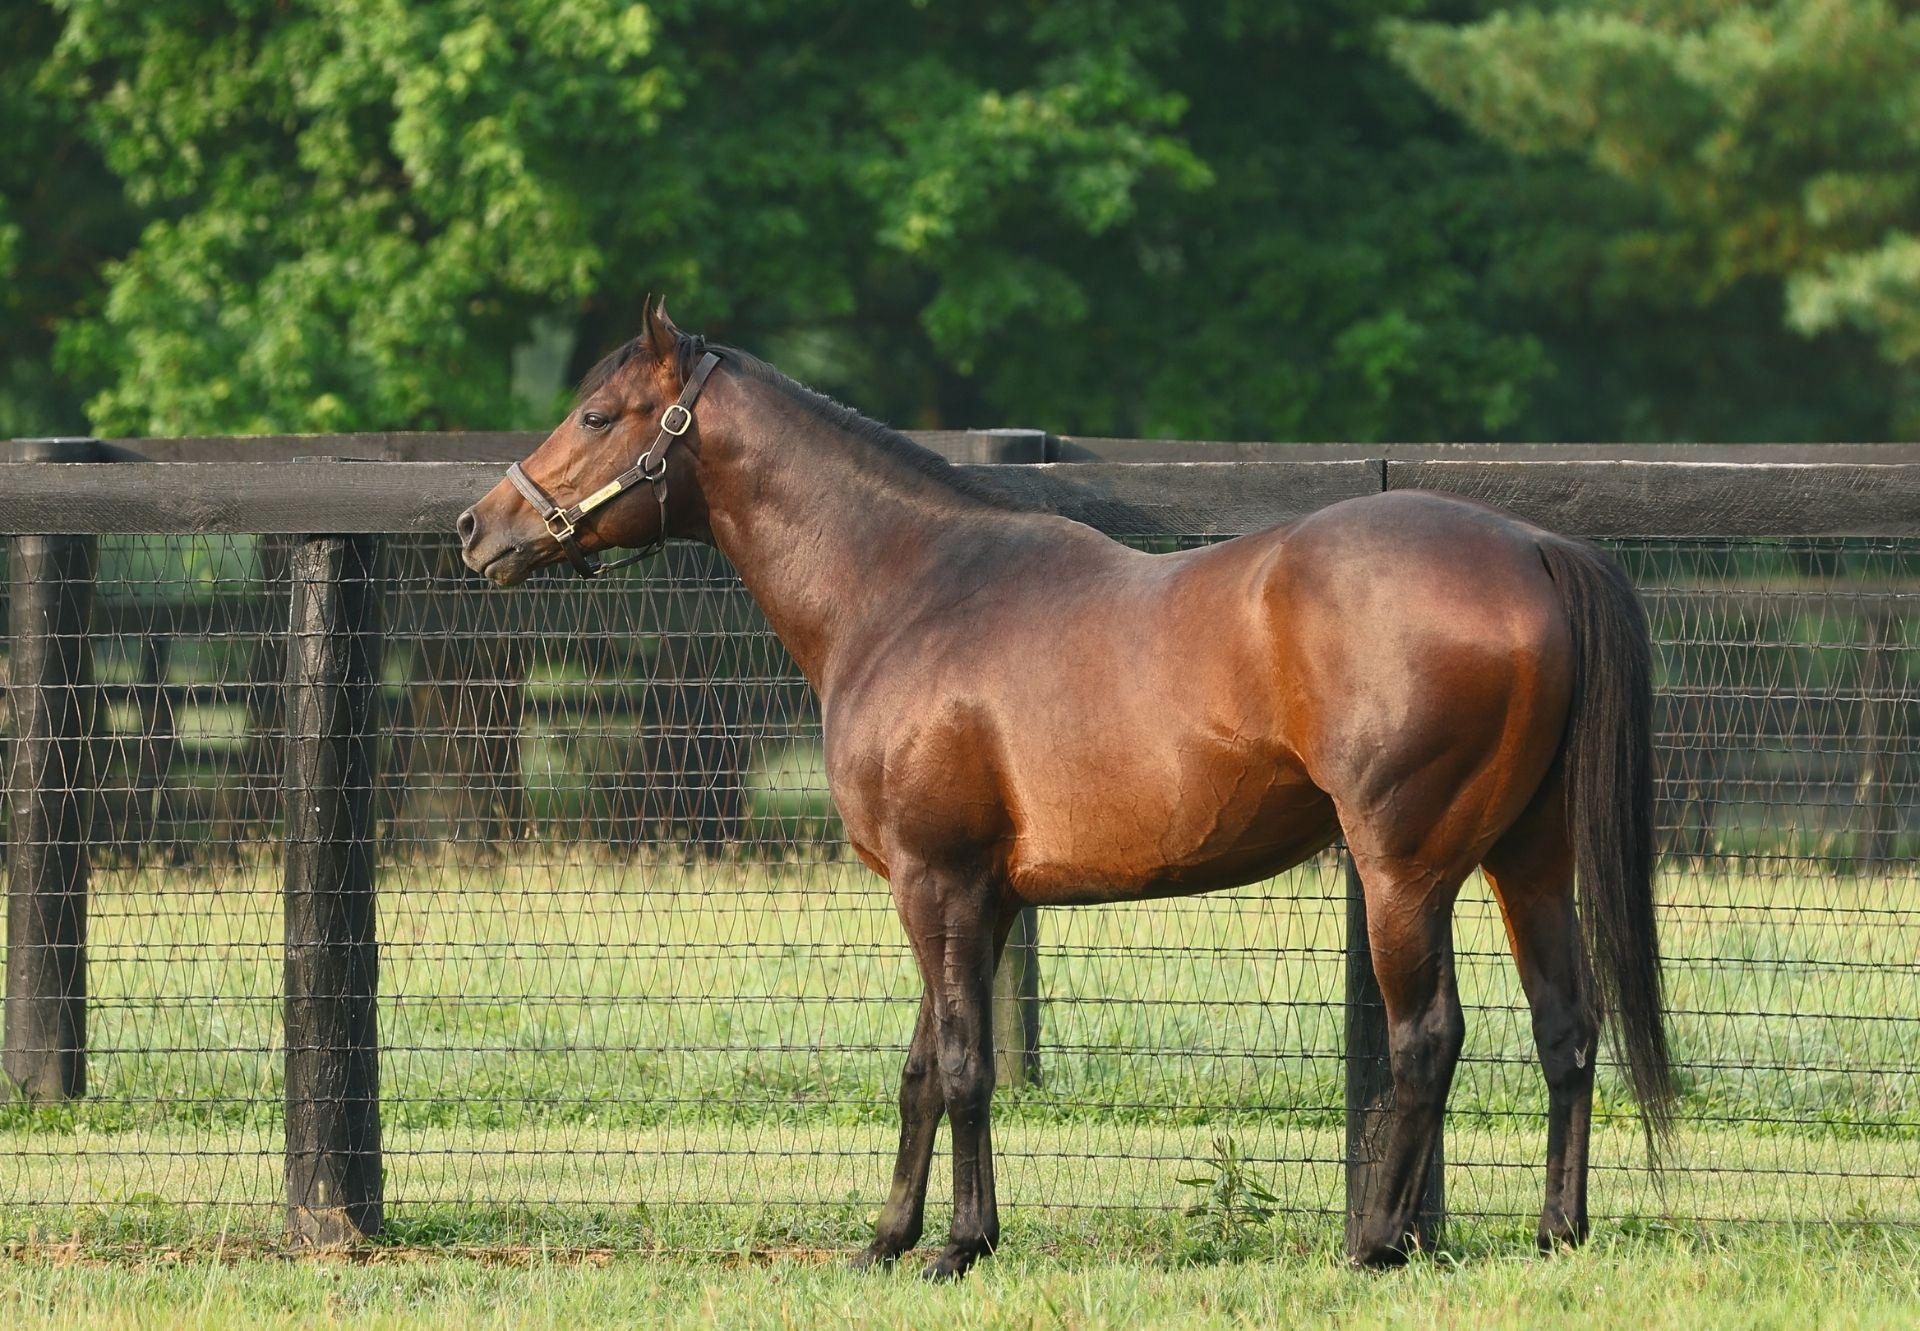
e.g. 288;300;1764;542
1482;782;1597;1251
1344;840;1469;1267
853;991;943;1269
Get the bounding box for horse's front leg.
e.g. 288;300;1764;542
925;901;1001;1280
853;991;943;1269
885;860;1003;1280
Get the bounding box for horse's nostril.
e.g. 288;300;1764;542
457;509;478;546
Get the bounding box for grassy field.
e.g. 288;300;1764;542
1;853;1915;1323
1;1229;1916;1329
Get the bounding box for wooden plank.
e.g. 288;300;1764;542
102;431;542;463
1851;607;1900;873
1070;438;1920;464
987;461;1383;534
9;456;1916;538
125;636;179;857
0;460;1386;535
945;429;1051;465
5;438;111;464
96;431;1920;465
993;908;1041;1089
100;428;1058;465
0;462;503;535
1388;461;1920;537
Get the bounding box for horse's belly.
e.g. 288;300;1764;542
1002;749;1336;905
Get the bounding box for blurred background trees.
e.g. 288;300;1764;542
4;0;1910;445
1387;0;1920;439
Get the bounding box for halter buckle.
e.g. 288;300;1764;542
544;510;577;542
660;403;694;436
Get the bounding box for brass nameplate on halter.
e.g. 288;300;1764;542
579;478;628;514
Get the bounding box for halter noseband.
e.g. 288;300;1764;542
505;350;722;578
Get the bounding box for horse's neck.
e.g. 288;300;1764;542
697;386;991;692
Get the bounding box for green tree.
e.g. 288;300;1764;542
0;5;135;437
38;0;1580;441
950;0;1559;441
33;0;1904;443
1388;0;1920;435
44;0;1211;435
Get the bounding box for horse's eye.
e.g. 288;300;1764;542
581;410;611;432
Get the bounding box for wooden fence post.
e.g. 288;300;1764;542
1344;848;1444;1256
129;633;180;860
282;529;384;1244
4;437;102;1103
993;908;1042;1088
1853;605;1899;873
965;429;1051;1089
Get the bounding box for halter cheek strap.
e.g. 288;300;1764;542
505;350;722;578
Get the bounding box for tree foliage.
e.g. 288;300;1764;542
40;0;1211;435
0;5;136;437
1;0;1904;441
1389;0;1920;433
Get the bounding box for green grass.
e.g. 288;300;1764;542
1;1229;1916;1330
7;1120;1913;1252
2;854;1915;1265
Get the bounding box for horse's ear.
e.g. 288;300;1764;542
644;296;682;363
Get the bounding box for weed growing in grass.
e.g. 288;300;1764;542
1178;1134;1281;1261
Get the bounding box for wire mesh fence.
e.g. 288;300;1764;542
0;522;1915;1250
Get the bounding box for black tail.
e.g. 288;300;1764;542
1538;537;1676;1153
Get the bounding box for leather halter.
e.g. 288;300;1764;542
505;350;722;578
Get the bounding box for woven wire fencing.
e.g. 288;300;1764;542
0;529;1914;1249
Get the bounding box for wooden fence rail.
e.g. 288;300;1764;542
3;456;1918;536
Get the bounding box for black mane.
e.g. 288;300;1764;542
574;330;1026;511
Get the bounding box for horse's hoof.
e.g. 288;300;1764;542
1535;1214;1588;1253
1350;1248;1410;1270
1348;1235;1412;1270
921;1244;983;1281
851;1243;901;1273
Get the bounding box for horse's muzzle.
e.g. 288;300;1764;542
458;486;542;586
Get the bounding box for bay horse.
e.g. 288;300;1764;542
458;303;1674;1277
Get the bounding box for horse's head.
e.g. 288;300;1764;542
459;300;717;586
